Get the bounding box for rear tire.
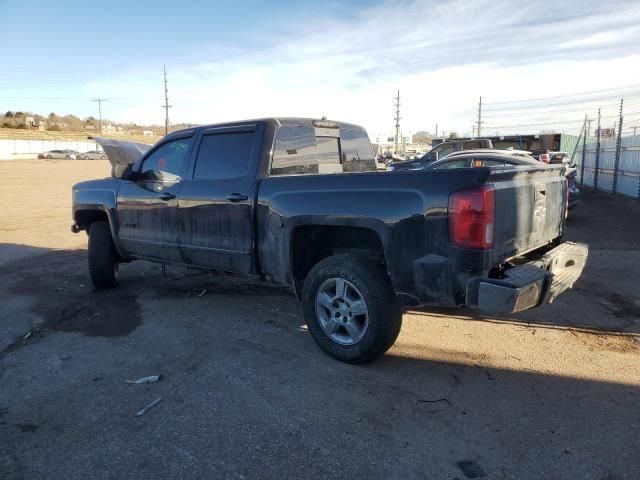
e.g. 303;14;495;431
88;221;118;289
302;254;402;364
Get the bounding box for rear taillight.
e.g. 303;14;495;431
539;153;550;163
449;187;495;250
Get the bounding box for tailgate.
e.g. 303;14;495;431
491;165;566;263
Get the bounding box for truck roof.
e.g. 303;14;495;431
166;117;367;137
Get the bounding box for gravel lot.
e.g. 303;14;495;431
1;160;639;479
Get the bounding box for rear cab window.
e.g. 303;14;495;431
270;121;375;176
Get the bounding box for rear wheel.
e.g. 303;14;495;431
88;221;118;289
46;154;52;159
302;254;402;364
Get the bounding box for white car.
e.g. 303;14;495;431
80;150;108;160
38;149;79;159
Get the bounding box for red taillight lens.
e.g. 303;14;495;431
539;153;550;163
449;187;495;250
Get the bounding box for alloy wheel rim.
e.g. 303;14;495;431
315;277;369;345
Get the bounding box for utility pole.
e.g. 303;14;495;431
471;125;476;136
634;126;638;136
393;90;401;154
91;98;108;135
435;123;438;139
586;118;592;137
476;96;483;136
162;64;172;136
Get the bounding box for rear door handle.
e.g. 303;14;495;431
226;193;249;202
159;192;176;201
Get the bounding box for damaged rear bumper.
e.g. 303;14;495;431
465;241;588;313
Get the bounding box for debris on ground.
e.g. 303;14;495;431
456;460;487;478
135;397;163;417
198;289;207;297
22;332;32;340
125;375;163;384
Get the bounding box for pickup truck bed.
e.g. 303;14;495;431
73;117;587;363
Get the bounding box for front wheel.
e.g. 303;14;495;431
302;254;402;364
88;221;118;289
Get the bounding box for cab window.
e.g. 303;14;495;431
140;138;191;181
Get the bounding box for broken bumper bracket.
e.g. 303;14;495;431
466;241;589;313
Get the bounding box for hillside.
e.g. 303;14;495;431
0;128;158;145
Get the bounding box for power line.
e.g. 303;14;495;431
484;83;640;107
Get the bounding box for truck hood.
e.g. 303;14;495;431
90;136;152;177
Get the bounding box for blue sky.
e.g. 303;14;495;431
2;0;640;136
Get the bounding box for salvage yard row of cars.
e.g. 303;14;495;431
38;149;107;160
383;139;580;210
71;117;588;364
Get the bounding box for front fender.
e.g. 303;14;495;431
72;180;123;256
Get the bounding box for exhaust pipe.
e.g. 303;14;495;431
71;224;82;233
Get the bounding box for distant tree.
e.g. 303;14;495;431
63;114;82;131
48;124;62;131
447;131;459;139
412;131;432;144
4;111;13;118
14;111;24;117
2;121;14;128
15;122;27;129
49;112;57;119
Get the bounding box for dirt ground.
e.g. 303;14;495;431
1;160;639;479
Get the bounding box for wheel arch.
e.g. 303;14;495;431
290;224;388;299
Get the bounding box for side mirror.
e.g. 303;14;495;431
118;159;142;180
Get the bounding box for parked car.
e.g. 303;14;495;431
72;117;587;363
79;150;108;160
566;167;580;210
38;149;79;159
531;150;573;165
427;151;580;211
387;138;493;171
425;151;540;169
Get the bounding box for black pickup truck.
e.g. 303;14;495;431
72;118;587;363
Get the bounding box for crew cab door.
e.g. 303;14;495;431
177;124;262;273
116;133;194;262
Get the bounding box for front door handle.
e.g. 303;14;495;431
159;192;176;201
226;193;249;202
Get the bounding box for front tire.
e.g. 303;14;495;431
88;221;118;289
302;254;402;364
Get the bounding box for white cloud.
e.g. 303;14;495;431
88;0;640;136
